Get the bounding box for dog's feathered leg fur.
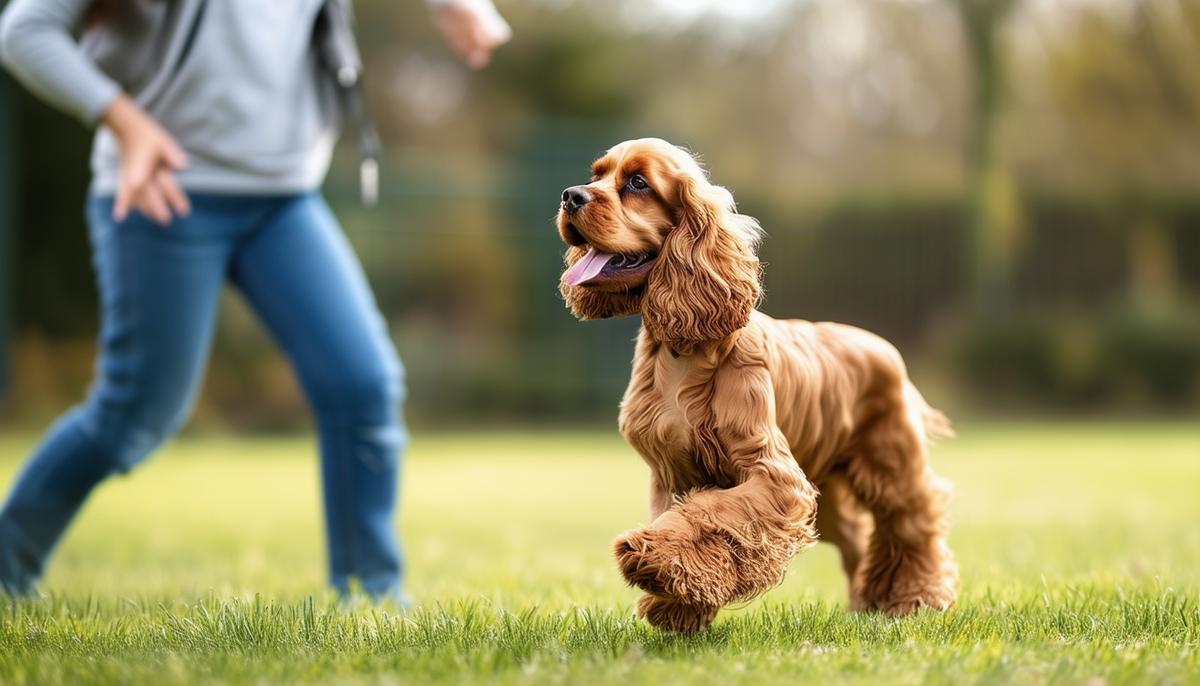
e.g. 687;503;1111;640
845;386;959;614
614;364;819;631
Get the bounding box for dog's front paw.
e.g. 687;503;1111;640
612;517;739;607
636;594;718;634
613;528;669;596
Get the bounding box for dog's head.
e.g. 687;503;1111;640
557;138;762;346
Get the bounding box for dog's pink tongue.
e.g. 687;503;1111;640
562;247;614;286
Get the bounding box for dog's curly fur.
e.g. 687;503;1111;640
557;139;959;633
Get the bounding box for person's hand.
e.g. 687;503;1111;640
433;0;512;69
102;95;191;226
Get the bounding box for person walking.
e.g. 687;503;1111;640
0;0;510;602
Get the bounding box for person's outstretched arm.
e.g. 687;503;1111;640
429;0;512;69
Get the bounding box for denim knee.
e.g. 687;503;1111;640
76;385;192;475
311;354;406;429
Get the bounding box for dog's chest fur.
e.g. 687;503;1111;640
618;334;723;492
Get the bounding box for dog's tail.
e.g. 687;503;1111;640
905;382;955;443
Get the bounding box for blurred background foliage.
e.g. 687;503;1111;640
1;0;1199;431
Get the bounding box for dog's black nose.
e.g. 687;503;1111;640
562;186;591;213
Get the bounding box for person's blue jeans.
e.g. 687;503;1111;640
0;192;407;600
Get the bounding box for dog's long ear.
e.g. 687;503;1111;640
561;246;642;320
641;171;762;346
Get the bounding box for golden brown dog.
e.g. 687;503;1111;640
557;138;958;633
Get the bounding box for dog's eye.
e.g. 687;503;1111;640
626;174;649;191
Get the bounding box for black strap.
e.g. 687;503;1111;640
313;0;383;207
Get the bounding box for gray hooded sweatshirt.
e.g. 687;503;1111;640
0;0;341;195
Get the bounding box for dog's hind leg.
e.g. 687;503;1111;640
814;473;873;606
844;392;958;615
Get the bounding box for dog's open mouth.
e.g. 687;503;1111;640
562;246;657;287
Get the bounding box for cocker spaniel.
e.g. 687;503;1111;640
557;138;959;633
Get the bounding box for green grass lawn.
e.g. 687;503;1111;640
0;422;1198;685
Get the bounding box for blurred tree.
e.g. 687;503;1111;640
1022;0;1200;312
954;0;1020;318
